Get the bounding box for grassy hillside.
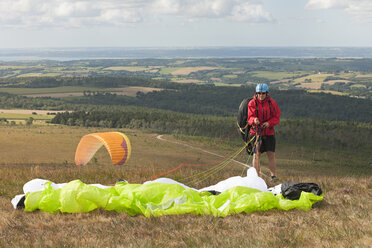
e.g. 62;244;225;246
0;124;371;247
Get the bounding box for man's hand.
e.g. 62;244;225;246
262;122;270;128
254;118;260;125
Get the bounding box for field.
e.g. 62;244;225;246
0;86;106;95
250;71;305;81
0;109;61;124
103;66;162;73
0;86;163;98
159;67;219;75
1;59;372;98
171;79;205;84
0;113;53;121
170;67;219;76
1;124;371;247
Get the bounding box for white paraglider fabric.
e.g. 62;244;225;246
199;167;268;193
143;168;268;193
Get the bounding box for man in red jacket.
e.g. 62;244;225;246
247;83;281;182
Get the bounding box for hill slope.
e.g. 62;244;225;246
0;125;371;247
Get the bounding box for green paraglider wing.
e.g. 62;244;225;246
24;180;323;217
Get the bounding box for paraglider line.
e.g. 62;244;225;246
181;145;247;185
129;144;248;184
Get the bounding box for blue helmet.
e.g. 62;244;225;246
256;83;269;93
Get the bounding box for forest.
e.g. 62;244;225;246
0;76;371;122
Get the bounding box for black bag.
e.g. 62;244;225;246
237;98;252;142
281;182;323;200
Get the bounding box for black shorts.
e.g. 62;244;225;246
246;135;276;154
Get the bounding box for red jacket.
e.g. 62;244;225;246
247;94;281;136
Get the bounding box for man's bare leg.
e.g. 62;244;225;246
252;152;261;176
267;151;276;177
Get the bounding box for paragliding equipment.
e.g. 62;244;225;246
129;143;250;185
237;97;271;156
237;98;252;143
12;175;324;215
251;125;264;176
148;132;271;184
256;83;269;93
75;132;131;166
181;145;248;186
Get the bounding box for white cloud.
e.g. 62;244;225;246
305;0;372;23
231;2;272;22
347;1;372;22
0;0;272;28
305;0;348;10
151;0;272;22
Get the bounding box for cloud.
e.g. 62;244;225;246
151;0;272;22
0;0;272;28
305;0;372;23
305;0;348;10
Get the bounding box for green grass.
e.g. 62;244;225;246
293;73;333;83
222;74;238;78
159;67;184;74
170;60;190;65
0;113;54;120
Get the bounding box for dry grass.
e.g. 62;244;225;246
19;86;163;98
295;82;323;90
103;66;163;73
0;125;371;247
307;90;347;96
322;80;351;85
109;86;164;97
296;80;351;90
0;110;64;115
171;67;219;76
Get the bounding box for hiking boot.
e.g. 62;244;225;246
117;179;127;183
270;176;279;183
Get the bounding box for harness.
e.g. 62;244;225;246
251;95;273;133
244;95;274;155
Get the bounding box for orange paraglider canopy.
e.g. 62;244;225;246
75;132;131;166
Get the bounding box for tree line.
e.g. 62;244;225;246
50;109;372;152
62;83;372;122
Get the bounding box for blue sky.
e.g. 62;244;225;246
1;0;372;48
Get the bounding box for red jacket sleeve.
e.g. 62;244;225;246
267;99;281;127
247;99;257;125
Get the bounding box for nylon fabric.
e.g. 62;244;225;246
24;180;323;216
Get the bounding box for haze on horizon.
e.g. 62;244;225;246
1;0;372;49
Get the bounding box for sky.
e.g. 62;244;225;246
1;0;372;48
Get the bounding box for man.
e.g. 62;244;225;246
247;83;281;182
